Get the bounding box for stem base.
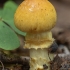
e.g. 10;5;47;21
30;49;54;70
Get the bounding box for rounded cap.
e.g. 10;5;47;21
14;0;57;33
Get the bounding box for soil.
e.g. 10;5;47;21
1;51;70;70
0;51;30;70
50;55;70;70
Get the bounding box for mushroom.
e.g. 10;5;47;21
14;0;57;70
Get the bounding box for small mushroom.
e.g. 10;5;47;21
14;0;57;70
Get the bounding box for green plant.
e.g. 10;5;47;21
0;1;26;50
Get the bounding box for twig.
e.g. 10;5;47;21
0;60;4;70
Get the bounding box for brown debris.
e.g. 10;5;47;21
50;55;70;70
50;54;62;70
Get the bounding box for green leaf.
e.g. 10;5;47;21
1;1;26;36
2;1;17;20
0;21;20;50
0;9;2;18
4;19;26;36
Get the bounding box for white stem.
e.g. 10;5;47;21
24;31;54;70
30;48;54;70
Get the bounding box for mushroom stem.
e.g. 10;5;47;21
24;31;54;70
30;48;54;70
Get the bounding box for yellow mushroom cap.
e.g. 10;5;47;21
14;0;57;33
